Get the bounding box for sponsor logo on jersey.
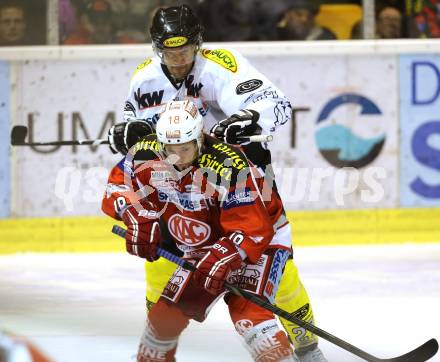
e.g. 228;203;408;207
151;170;173;180
163;36;188;47
234;265;262;293
168;214;211;246
198;153;233;181
264;249;290;302
235;319;254;335
222;187;255;210
201;49;238;73
134;139;159;152
185;75;203;98
236;79;263;95
163;267;191;302
131;59;152;78
211;143;247;169
134;88;164;109
158;189;205;211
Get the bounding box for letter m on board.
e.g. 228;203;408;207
134;88;164;109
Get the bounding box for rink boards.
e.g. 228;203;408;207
1;41;440;249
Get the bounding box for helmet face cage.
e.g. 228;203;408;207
150;5;203;59
156;100;204;161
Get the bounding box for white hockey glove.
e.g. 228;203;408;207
210;109;261;145
107;120;154;155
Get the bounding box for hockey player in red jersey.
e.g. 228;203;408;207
103;100;296;361
105;5;327;361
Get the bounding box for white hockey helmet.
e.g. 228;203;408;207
156;100;204;155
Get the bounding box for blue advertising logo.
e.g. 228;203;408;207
315;93;385;168
410;120;440;198
400;56;440;205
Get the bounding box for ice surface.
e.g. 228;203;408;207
1;243;439;362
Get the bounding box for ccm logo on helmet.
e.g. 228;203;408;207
236;79;263;95
168;214;211;246
163;36;188;47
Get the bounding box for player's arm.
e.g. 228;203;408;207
194;159;274;295
210;50;292;144
101;158;134;220
107;71;158;155
102;145;162;261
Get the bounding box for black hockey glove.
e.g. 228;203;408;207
107;120;154;155
210;109;261;145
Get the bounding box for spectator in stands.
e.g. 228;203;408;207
0;0;29;46
276;0;337;40
376;5;404;38
351;2;409;39
64;0;139;44
408;0;440;38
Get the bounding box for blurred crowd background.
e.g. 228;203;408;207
0;0;439;46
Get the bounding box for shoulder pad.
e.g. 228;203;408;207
200;49;238;73
131;59;153;79
198;138;249;185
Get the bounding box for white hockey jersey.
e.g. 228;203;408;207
124;47;292;136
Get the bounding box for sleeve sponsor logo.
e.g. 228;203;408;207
163;36;188;48
201;48;238;73
168;214;211;246
222;187;255;210
236;79;263;95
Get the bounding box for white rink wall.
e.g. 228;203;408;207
1;40;440;217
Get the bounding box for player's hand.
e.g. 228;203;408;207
194;237;242;294
210;109;260;144
107;120;154;155
121;202;161;261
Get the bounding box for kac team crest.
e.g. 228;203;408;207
168;214;211;246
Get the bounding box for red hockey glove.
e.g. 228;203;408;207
194;237;243;295
121;202;161;262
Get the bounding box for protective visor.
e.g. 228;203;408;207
155;44;197;67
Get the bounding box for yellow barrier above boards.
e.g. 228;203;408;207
0;207;439;254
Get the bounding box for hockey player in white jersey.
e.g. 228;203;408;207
105;5;326;362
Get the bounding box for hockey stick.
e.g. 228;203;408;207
10;125;108;147
10;125;272;147
112;224;438;362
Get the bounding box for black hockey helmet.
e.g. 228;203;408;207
150;5;203;50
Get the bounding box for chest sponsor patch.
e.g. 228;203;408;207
201;49;237;73
168;214;211;246
222;187;255;210
158;189;206;211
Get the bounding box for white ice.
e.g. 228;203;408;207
1;243;439;362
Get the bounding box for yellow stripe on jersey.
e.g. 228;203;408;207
201;49;238;73
1;207;439;253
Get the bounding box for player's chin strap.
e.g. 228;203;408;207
112;225;438;362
